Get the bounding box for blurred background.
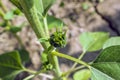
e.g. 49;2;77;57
0;0;120;80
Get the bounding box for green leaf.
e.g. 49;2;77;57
0;51;24;80
9;26;21;33
42;0;56;15
47;15;64;29
4;10;14;20
34;0;44;14
18;49;29;63
73;69;91;80
35;0;56;16
9;0;23;11
38;38;49;43
91;45;120;80
103;37;120;49
41;52;48;63
79;32;109;52
91;67;113;80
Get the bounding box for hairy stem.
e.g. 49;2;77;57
19;0;61;78
19;0;50;49
43;17;49;37
47;46;61;77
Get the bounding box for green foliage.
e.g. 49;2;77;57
4;10;14;20
103;37;120;49
18;49;29;63
4;0;120;80
0;22;7;27
91;45;120;80
35;0;56;16
73;69;91;80
9;26;22;33
42;0;56;15
38;38;49;43
0;51;24;80
4;9;21;20
91;67;113;80
9;0;23;11
47;15;64;29
41;52;48;63
39;15;64;30
79;32;109;52
34;0;44;14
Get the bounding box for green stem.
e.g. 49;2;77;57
0;0;7;12
0;9;11;26
23;75;34;80
0;9;4;18
23;68;53;80
65;51;86;77
23;68;36;74
43;17;49;38
47;46;61;77
19;0;50;49
62;65;85;77
71;51;86;69
51;51;90;68
13;33;25;48
9;0;23;11
52;55;61;77
19;0;61;78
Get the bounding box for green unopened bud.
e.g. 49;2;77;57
49;31;66;48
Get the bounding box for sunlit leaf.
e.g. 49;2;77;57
103;37;120;49
91;45;120;80
73;69;91;80
4;11;14;20
47;15;65;29
79;32;109;52
35;0;56;16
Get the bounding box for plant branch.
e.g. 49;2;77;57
43;16;49;38
13;33;25;48
71;51;86;69
47;46;61;77
65;51;86;77
9;0;23;11
23;68;53;80
18;0;62;78
62;65;85;77
0;9;4;18
0;0;7;12
19;0;50;49
51;51;90;68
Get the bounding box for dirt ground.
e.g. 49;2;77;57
0;0;120;80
